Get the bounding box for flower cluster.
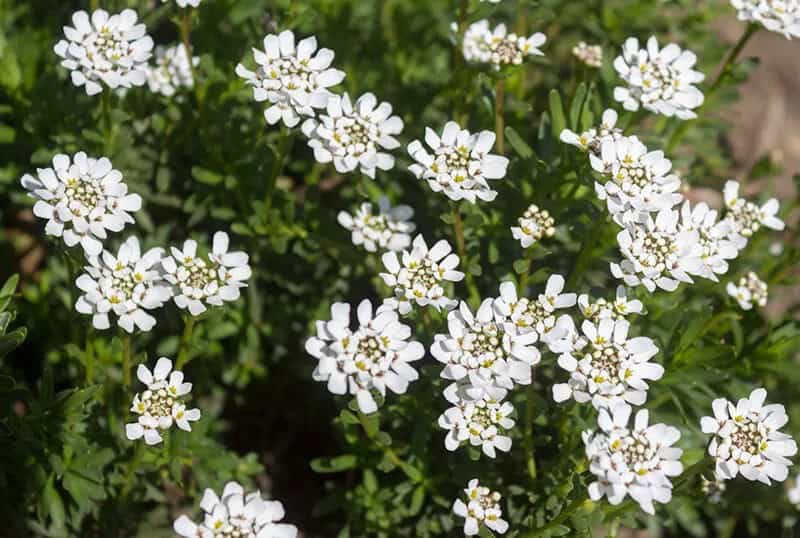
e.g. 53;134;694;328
701;388;797;484
452;479;509;536
174;482;297;538
438;383;515;458
727;271;769;310
338;197;415;253
573;41;603;67
167;0;202;7
560;109;624;155
460;20;546;69
577;286;644;322
236;30;346;127
145;43;198;97
21;152;142;256
54;9;154;96
407;122;509;203
511;204;555;248
723;180;785;238
125;358;200;445
730;0;800;39
584;405;683;515
305;300;425;414
613;36;705;119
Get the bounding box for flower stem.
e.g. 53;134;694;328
179;9;201;106
666;23;757;153
265;125;295;216
451;204;480;305
495;79;505;154
121;441;143;500
101;89;113;154
121;334;132;389
175;316;196;370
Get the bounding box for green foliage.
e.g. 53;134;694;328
1;0;799;537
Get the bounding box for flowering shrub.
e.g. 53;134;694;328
1;1;800;537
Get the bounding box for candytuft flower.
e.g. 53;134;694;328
162;231;252;316
125;357;200;445
338;197;415;253
452;479;509;536
380;234;464;315
438;383;514;458
174;481;298;538
730;1;800;39
54;9;154;96
21;152;142;256
407;122;509;203
701;388;797;484
75;237;171;333
573;41;603;67
613;36;705;119
679;201;740;281
560;109;623;156
723;180;784;239
493;276;577;343
305;299;425;414
236;30;345;127
145;44;198;97
578;286;644;322
511;204;555;248
552;317;663;409
302;92;403;178
166;0;202;7
727;271;768;310
584;404;683;515
459;20;546;69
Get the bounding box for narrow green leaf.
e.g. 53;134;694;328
191;166;224;185
505;126;534;159
549;89;566;139
569;82;588;129
310;454;358;473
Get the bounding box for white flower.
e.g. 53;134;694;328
125;357;200;445
452;479;508;536
577;286;644;322
726;271;768;310
301;92;403;178
701;473;727;504
407;121;509;203
438;383;514;458
305;299;424;414
511;204;555;248
573;41;603;67
21;152;142;256
701;388;798;484
613;36;705;119
493;276;577;344
584;404;683;515
731;0;800;39
552;317;663;409
459;20;546;69
431;299;540;391
723;180;785;240
338;197;415;253
590;135;683;220
789;475;800;505
174;481;298;538
146;44;198;97
679;201;740;281
54;9;153;96
75;237;171;333
166;0;202;7
380;235;464;315
235;30;345;128
559;109;624;155
611;208;703;292
162;231;252;316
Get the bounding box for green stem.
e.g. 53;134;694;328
121;442;143;499
357;412;424;486
122;334;132;389
265;125;295;215
524;380;537;481
495;79;505;154
565;217;606;290
518;248;535;295
175;316;196;370
101;90;112;154
607;517;620;538
452;204;480;305
666;23;757;153
179;9;201;106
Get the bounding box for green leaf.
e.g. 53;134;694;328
548;89;566;139
568;82;588;129
0;327;26;357
514;259;531;275
191;166;224;185
505;126;534;159
409;485;425;515
310;454;358;473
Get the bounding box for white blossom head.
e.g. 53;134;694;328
613;36;705;119
431;299;540;391
679;201;740;281
460;20;546;69
75;237;172;333
584;404;683;515
305;299;425;414
165;0;202;7
162;231;252;317
380;234;464;315
146;43;198;97
302;92;403;178
577;286;644;322
727;271;768;310
511;204;555;248
452;479;508;536
407;121;509;203
125;357;200;445
701;388;797;484
338;197;415;253
560;109;624;156
174;481;298;538
438;383;514;458
573;41;603;67
54;9;153;96
723;180;785;240
235;30;346;127
730;0;800;39
21;152;142;256
493;276;577;343
552;317;663;409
